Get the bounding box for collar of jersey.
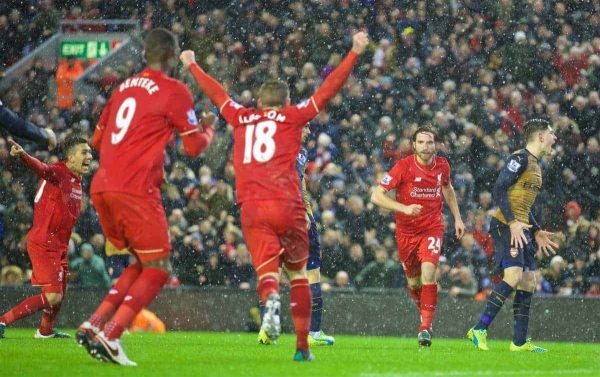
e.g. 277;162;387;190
413;154;437;172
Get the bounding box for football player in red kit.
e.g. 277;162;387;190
180;31;369;361
371;125;466;347
0;136;92;339
76;28;215;366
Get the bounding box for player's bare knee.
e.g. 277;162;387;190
142;257;171;272
44;292;63;306
407;277;422;290
517;271;536;291
286;266;307;281
503;268;523;288
307;268;320;284
421;263;437;284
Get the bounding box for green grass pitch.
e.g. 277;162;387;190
1;329;598;377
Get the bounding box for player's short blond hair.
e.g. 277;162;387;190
259;79;290;108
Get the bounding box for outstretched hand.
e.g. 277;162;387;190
8;138;25;157
351;31;369;55
535;230;559;257
509;221;532;250
180;50;196;67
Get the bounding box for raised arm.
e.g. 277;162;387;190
181;112;216;157
180;50;231;111
8;139;58;183
0;102;57;150
311;32;369;111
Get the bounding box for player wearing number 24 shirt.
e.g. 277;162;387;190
371;125;466;348
181;31;369;362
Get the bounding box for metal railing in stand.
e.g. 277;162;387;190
60;19;140;34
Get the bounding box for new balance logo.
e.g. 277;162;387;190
124;295;132;302
414;177;422;182
108;289;118;295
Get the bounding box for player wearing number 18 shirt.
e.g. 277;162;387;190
181;31;369;361
76;29;215;366
371;126;466;347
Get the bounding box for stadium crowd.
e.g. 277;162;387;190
1;0;600;298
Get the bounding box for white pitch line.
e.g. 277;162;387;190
361;369;597;377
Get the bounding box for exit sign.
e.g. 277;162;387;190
60;40;111;58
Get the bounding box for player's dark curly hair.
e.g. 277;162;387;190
412;124;438;142
60;135;88;159
523;118;551;142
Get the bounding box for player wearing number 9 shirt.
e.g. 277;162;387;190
76;28;215;366
181;31;369;361
371;125;466;348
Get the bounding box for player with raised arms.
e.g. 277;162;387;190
181;31;369;361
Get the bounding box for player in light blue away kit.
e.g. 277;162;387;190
258;124;334;346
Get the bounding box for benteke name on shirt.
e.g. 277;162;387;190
119;77;159;95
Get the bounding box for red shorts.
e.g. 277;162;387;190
28;241;68;293
396;229;444;278
92;192;170;262
240;200;308;277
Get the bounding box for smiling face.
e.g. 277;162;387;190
66;143;93;176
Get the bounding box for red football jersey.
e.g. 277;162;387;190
24;158;82;251
220;98;319;203
379;154;450;235
91;69;200;199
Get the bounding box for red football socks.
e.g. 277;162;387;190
257;275;279;304
409;286;422;309
89;262;143;329
38;302;62;336
104;267;168;340
419;283;438;332
290;278;311;351
1;293;50;325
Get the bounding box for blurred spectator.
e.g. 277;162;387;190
0;265;24;286
332;270;355;290
355;247;400;289
55;58;84;109
447;266;478;298
228;244;254;289
70;243;111;288
199;252;227;286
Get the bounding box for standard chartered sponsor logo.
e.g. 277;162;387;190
410;186;438;198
